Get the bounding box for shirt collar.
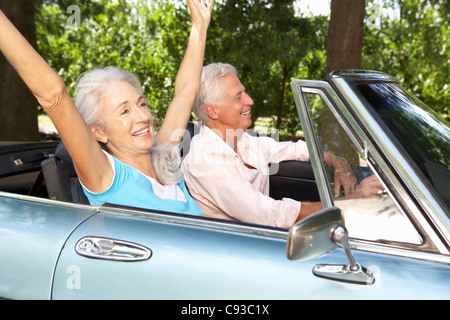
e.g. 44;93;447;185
200;125;250;156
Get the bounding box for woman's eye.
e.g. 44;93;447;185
121;109;129;115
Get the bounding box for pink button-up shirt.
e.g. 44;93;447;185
181;126;310;228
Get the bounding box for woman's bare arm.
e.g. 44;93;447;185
156;0;213;145
0;10;112;192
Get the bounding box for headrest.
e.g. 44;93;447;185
54;142;78;178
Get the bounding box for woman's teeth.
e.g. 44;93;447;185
240;111;251;115
133;128;149;136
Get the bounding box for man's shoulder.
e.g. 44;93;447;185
183;126;236;166
191;126;224;148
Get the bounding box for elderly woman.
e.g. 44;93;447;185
0;0;214;215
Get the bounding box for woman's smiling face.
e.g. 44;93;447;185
94;80;154;156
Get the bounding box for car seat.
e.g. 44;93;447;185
41;141;89;204
180;121;200;159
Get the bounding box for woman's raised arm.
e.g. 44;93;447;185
0;10;67;112
0;10;112;192
156;0;214;145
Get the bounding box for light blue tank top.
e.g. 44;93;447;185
82;154;203;217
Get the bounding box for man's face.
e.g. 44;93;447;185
212;74;254;133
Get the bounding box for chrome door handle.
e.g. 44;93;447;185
75;237;152;262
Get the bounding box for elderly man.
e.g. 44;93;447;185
181;63;364;228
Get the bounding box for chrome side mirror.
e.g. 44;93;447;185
287;207;343;261
287;207;375;285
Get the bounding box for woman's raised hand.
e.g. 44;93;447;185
188;0;214;30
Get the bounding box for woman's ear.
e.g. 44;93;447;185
90;125;108;144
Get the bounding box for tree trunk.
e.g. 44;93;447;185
0;0;40;141
326;0;365;73
276;65;289;130
322;0;366;166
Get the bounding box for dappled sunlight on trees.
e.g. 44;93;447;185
31;0;449;140
363;0;449;121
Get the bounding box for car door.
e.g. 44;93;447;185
52;208;322;300
51;204;449;299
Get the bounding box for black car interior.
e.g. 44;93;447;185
0;142;57;197
41;141;89;204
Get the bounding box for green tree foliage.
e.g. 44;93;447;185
363;0;449;120
34;0;449;136
206;0;322;135
35;0;192;127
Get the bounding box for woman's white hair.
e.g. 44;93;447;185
74;66;182;185
193;63;238;126
75;66;142;126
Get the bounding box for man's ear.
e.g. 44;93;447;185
204;104;219;120
90;125;108;144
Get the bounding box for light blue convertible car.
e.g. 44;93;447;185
0;70;449;300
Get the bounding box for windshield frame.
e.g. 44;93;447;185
355;82;450;211
325;71;450;228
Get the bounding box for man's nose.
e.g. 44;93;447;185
245;93;254;105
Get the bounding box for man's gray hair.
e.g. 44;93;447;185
193;63;238;125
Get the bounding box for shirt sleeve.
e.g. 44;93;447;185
258;137;310;164
183;153;301;228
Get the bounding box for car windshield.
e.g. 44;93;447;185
357;82;450;211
